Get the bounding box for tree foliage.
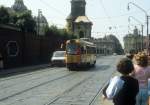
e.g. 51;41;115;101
0;6;36;33
16;11;36;32
15;10;36;32
9;12;18;24
0;6;10;24
45;25;77;51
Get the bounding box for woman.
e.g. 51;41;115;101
132;52;150;105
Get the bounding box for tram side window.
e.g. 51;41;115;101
91;47;94;54
87;47;96;54
86;46;91;54
81;46;86;54
91;47;96;54
86;46;96;54
86;46;89;54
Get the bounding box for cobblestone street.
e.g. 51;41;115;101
0;55;122;105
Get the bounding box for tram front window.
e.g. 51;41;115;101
66;44;78;54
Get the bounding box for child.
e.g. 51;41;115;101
103;58;139;105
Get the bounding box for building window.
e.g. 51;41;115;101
6;41;19;57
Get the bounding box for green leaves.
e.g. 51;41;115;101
0;6;10;24
15;10;36;32
0;6;36;33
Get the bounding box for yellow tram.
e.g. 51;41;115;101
65;38;97;70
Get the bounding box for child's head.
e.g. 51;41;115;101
117;58;134;75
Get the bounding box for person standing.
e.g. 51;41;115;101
103;58;139;105
132;52;150;105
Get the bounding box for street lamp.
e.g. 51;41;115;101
128;16;144;51
127;2;150;54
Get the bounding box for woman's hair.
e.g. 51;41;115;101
134;52;148;67
117;58;134;75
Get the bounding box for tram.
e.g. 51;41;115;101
65;38;97;70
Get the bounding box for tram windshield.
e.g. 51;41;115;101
66;43;78;54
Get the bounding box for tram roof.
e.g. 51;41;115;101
66;38;96;47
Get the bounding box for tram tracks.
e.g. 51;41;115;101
89;61;119;105
0;71;97;105
0;68;67;90
89;77;110;105
0;56;122;105
0;67;59;82
44;59;117;105
0;70;76;102
45;74;95;105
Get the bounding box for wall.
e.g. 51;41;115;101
0;25;53;69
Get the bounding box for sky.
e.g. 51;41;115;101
0;0;150;47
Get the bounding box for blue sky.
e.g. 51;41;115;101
0;0;150;46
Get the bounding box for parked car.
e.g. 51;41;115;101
51;51;66;66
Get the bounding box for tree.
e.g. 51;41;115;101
9;12;18;24
45;25;77;51
16;10;36;32
0;6;10;24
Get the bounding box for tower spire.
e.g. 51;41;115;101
12;0;27;12
66;0;92;38
71;0;86;18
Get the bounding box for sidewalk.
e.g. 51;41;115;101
0;64;50;77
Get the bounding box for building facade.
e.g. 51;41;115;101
92;38;114;55
34;10;48;36
91;35;123;55
66;0;92;38
124;27;144;53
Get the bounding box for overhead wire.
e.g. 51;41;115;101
38;0;66;16
25;0;145;21
89;10;145;20
26;0;147;24
98;0;112;24
91;22;142;36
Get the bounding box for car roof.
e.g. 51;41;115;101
53;51;65;53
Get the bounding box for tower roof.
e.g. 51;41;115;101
72;0;85;1
71;0;86;3
12;0;27;12
75;16;92;24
